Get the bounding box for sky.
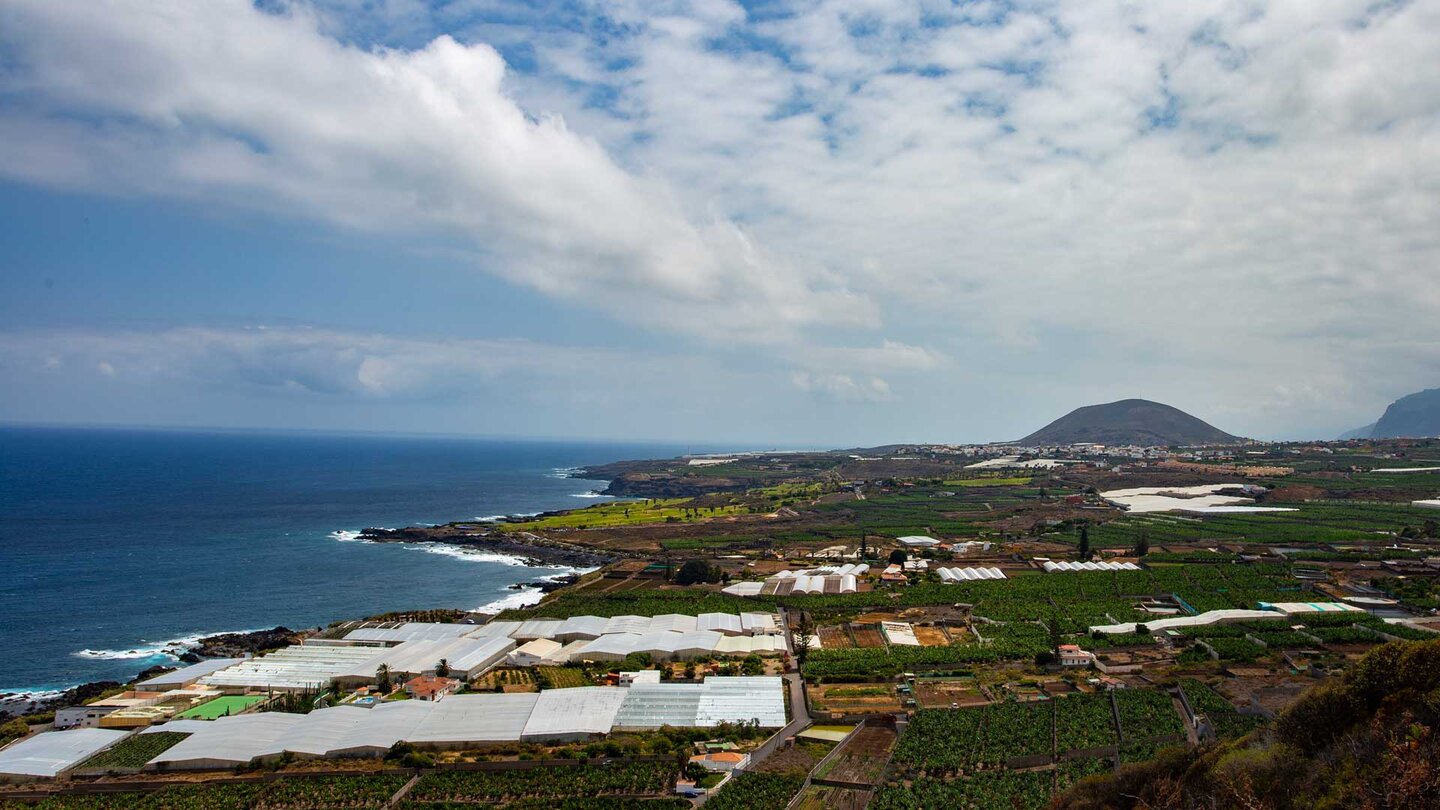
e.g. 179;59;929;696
0;0;1437;446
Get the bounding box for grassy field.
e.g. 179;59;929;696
501;498;749;531
943;477;1033;487
176;695;266;719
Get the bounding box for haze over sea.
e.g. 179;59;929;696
0;426;718;696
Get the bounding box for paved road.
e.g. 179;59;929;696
692;612;813;806
743;607;812;771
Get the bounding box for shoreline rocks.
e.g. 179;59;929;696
358;525;617;567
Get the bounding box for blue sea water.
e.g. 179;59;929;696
0;426;715;696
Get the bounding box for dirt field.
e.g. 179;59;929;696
915;679;991;709
850;624;886;648
813;725;897;786
818;624;854;649
913;624;951;646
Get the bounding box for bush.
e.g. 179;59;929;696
0;718;28;745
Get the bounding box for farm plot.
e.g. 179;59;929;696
255;774;410;808
25;777;411;810
794;785;872;810
811;683;903;715
1054;693;1118;754
1179;679;1236;717
76;732;190;770
891;708;985;776
849;624;887;648
407;761;674;804
914;678;989;709
1311;627;1381;646
535;667;590;689
912;625;952;646
1202;637;1266;663
701;773;804;810
818;624;854;648
1055;757;1113;791
1114;689;1184;742
978;701;1053;766
870;769;1055;810
812;725;897;787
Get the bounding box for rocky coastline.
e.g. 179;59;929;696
357;525;618;567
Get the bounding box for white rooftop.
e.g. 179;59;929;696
1043;561;1141;572
135;658;245;690
0;728;129;778
345;623;474;643
521;688;629;739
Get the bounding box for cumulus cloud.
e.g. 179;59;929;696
0;0;874;340
504;0;1440;435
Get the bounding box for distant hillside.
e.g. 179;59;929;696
1370;387;1440;438
1019;399;1241;446
1337;421;1378;440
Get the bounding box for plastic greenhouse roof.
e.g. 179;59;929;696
0;728;129;777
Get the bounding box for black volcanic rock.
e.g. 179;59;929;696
1370;388;1440;439
1019;399;1242;446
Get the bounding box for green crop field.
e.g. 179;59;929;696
536;666;590;688
76;732;189;770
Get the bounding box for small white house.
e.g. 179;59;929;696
619;670;661;687
1058;644;1094;667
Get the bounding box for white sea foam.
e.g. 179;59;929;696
403;543;533;567
569;490;612;499
71;627;267;663
1;689;67;706
474;587;547;613
330;529;367;542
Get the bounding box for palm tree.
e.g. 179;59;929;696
435;659;450;678
376;664;392;693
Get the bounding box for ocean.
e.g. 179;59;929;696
0;426;714;697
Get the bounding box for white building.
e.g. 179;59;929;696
507;639;564;667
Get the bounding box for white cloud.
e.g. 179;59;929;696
0;0;874;341
792;371;893;403
3;0;1440;440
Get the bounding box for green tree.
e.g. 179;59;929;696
1135;531;1150;557
676;559;715;585
888;549;907;565
434;659;450;678
1078;525;1091;561
376;664;392;693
